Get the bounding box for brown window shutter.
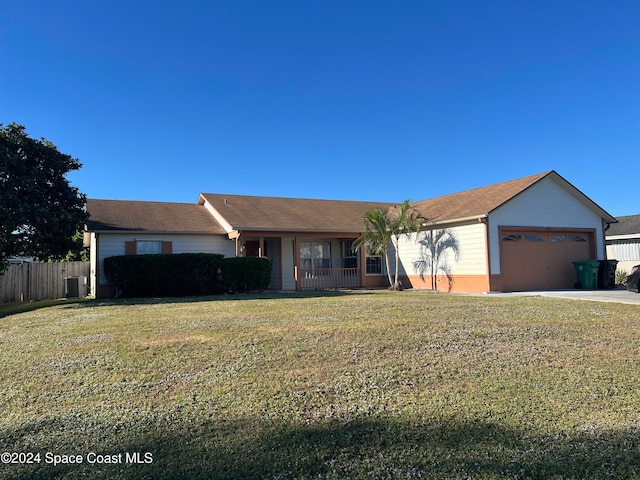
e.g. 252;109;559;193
125;241;136;255
162;241;173;254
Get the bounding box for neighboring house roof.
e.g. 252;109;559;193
606;214;640;239
198;193;394;233
412;170;616;225
86;199;227;234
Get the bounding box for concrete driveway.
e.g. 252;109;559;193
482;288;640;305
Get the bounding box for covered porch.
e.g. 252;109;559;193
233;231;388;291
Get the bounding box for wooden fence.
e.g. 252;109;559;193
0;262;91;303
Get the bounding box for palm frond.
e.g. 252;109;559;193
354;200;423;290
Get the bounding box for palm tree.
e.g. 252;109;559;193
352;208;395;288
388;200;424;289
353;199;423;290
413;228;460;291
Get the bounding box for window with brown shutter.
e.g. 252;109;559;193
124;240;173;255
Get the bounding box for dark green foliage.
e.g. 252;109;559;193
104;253;224;298
221;257;272;293
0;123;87;272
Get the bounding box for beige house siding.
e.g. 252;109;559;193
393;223;489;292
281;237;296;291
95;233;235;286
396;223;488;277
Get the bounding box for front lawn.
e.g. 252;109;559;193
1;291;639;479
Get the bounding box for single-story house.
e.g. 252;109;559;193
605;214;640;275
85;170;616;297
85;196;395;298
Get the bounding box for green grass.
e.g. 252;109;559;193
1;291;639;479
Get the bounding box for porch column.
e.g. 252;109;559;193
294;236;301;291
359;245;366;287
235;232;242;257
259;236;264;257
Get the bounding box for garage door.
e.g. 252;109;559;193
501;230;593;291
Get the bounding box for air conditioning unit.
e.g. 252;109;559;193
65;276;87;298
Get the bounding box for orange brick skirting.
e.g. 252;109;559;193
402;274;490;294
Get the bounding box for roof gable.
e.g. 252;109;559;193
86;199;226;234
411;171;550;223
412;170;616;225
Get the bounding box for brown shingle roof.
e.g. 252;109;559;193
413;170;552;223
86;199;226;234
413;170;616;224
87;171;616;235
198;193;395;232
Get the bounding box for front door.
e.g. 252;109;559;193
245;241;260;257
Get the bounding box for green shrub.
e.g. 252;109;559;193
616;269;629;287
104;253;224;298
221;257;272;293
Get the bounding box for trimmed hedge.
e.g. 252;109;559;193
221;257;272;293
103;253;224;298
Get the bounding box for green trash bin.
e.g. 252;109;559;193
572;260;600;290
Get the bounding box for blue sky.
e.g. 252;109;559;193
2;1;639;215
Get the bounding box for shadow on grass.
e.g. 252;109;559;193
0;290;370;318
0;298;90;319
75;290;368;308
3;415;639;480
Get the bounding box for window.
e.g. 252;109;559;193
364;246;382;274
525;234;544;242
300;241;330;270
125;240;172;256
549;235;567;243
136;241;163;255
365;255;382;274
342;240;358;268
502;234;522;242
570;235;587;242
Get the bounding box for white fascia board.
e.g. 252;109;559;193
88;229;220;235
200;198;235;233
422;214;488;228
606;234;640;241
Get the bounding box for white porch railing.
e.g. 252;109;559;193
300;268;361;290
